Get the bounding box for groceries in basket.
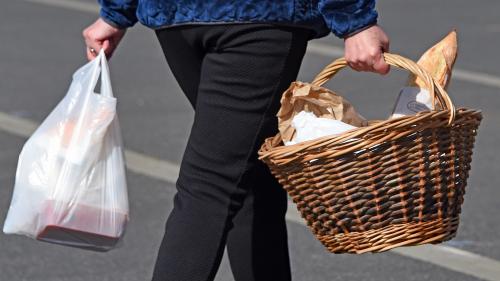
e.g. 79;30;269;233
391;30;458;118
259;31;482;254
282;30;459;146
277;81;367;146
3;51;129;252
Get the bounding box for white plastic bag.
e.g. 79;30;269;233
285;111;358;146
3;51;129;252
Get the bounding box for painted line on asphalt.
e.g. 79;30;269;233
0;112;179;183
27;0;500;90
26;0;99;13
391;245;500;281
306;42;344;57
453;69;500;89
123;150;180;183
2;111;500;281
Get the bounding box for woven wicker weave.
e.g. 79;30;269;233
258;53;482;254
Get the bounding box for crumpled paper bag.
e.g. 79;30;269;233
277;81;367;143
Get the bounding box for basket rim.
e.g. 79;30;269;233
259;107;482;163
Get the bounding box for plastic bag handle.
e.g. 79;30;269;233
85;50;114;98
98;50;114;98
310;53;455;125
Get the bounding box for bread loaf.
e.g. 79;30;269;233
407;30;458;89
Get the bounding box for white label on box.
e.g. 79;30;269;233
390;87;433;119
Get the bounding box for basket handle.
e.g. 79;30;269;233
311;53;456;124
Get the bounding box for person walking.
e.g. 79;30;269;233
83;1;390;280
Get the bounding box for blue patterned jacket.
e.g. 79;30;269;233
99;0;377;38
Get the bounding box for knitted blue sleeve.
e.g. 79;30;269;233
318;0;378;38
99;0;139;29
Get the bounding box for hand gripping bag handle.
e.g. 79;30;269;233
84;49;114;99
98;50;114;98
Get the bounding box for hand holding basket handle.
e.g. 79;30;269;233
258;53;482;254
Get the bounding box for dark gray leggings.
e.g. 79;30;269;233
152;24;310;281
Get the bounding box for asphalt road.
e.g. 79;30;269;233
1;1;499;280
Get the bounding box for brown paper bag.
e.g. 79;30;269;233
277;81;367;143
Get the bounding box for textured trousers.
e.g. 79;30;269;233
152;24;310;281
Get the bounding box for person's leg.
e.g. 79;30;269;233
223;26;309;281
226;160;292;281
152;24;309;281
155;27;204;108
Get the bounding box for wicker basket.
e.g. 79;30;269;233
258;53;482;254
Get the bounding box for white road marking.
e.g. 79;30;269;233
124;150;180;183
0;112;38;137
391;245;500;281
0;112;180;183
306;42;344;57
2;111;500;280
453;69;500;89
26;0;500;90
26;0;99;13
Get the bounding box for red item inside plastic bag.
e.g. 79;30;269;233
36;200;128;252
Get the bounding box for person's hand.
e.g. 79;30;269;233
82;18;126;60
344;25;390;75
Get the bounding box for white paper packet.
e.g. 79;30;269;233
285;111;357;145
390;87;433;119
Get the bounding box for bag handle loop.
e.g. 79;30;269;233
98;50;114;98
311;53;455;125
85;50;114;98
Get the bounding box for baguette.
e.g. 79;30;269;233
407;30;458;89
